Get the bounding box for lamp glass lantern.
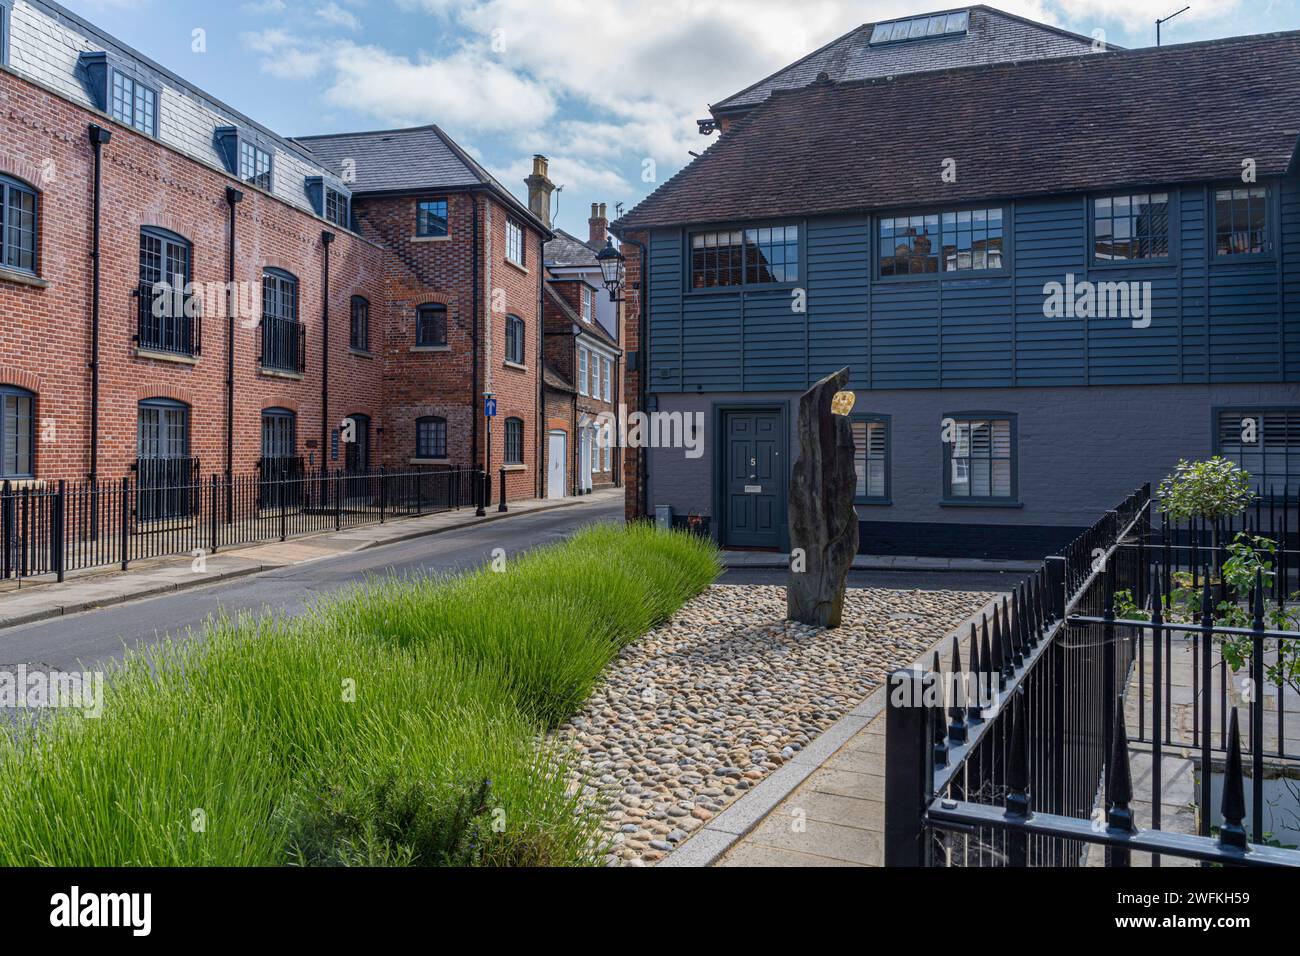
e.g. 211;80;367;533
596;238;626;300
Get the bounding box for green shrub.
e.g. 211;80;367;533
0;524;718;866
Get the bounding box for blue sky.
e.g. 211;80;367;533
63;0;1298;236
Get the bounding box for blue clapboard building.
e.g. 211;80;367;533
614;8;1300;558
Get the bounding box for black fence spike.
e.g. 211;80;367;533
930;652;948;769
1219;707;1248;851
1012;583;1026;657
948;636;968;744
1107;697;1135;834
981;612;995;684
967;623;983;723
1031;573;1045;642
1004;595;1022;670
988;607;1005;690
1019;582;1034;652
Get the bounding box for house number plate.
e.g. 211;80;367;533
744;485;762;494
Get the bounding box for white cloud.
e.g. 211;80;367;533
315;2;361;31
320;43;555;131
240;0;286;14
1046;0;1241;32
243;29;330;80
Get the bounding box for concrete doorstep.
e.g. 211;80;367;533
0;487;623;631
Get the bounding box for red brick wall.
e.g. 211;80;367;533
482;201;543;500
0;66;548;504
353;191;479;471
619;230;647;520
0;66;385;480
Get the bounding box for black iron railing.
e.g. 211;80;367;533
0;465;484;583
134;456;201;523
135;281;201;356
885;484;1300;868
260;314;306;373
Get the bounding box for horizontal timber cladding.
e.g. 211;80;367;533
643;382;1300;548
1288;172;1300;380
645;174;1300;394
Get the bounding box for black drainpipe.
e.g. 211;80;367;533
616;232;649;518
613;349;622;488
224;187;243;521
470;194;480;468
321;230;336;465
87;124;112;483
536;242;544;498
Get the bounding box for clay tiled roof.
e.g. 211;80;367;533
620;33;1300;231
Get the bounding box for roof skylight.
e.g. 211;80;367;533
870;10;969;45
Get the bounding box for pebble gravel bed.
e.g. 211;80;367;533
553;583;997;866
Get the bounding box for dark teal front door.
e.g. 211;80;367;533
722;409;784;548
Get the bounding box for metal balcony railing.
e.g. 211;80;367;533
260;314;306;374
135;282;201;356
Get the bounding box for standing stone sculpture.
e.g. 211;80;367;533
787;367;859;628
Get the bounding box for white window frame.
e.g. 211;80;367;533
506;219;525;266
578;347;589;396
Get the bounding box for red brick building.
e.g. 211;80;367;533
540;206;624;499
0;0;550;504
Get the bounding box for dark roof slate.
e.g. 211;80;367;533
620;32;1300;231
543;363;576;393
545;230;600;267
711;5;1104;114
294;125;548;233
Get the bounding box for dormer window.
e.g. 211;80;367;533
324;187;349;228
216;127;275;192
111;70;157;135
79;52;160;138
240;140;272;190
305;177;351;228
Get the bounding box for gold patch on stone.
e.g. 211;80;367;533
831;390;856;416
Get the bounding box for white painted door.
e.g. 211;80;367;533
547;431;567;499
579;428;593;492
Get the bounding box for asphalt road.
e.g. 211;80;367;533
0;499;625;672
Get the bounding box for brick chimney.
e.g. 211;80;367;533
589;202;608;247
525;154;555;228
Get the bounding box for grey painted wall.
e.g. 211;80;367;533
647;382;1300;535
